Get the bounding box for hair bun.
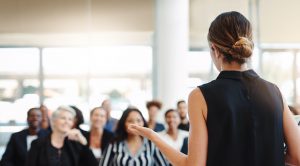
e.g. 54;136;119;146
230;37;253;59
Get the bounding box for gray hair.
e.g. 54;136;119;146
51;106;77;121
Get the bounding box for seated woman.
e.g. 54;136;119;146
70;105;88;135
83;107;114;162
158;109;189;152
100;107;168;166
26;106;97;166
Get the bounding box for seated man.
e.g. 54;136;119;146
177;100;190;131
0;107;49;166
102;99;119;132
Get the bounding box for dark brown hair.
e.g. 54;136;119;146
177;100;186;107
146;100;162;110
208;11;254;64
70;105;84;129
90;106;106;117
164;108;179;118
114;108;148;142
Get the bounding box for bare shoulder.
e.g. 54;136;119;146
188;87;207;120
189;87;201;97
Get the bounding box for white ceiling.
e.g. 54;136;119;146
0;0;299;47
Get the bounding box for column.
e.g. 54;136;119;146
153;0;189;111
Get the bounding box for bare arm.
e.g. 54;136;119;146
186;88;208;166
40;105;50;130
283;100;300;165
129;88;208;166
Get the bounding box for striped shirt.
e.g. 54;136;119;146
99;138;168;166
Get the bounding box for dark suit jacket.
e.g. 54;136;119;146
180;137;189;155
0;129;49;166
26;135;97;166
83;129;114;160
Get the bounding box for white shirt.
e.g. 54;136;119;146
90;147;102;160
158;129;189;151
26;135;38;151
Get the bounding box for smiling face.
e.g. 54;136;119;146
52;110;74;134
165;111;180;130
90;108;107;130
177;102;187;119
27;108;42;129
125;111;145;136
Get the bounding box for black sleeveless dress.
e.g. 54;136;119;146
199;70;284;166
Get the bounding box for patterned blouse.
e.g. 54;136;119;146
99;138;168;166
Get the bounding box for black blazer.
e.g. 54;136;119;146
0;129;49;166
180;137;189;155
83;129;114;155
26;135;97;166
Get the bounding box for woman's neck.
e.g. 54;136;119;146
90;127;103;148
221;62;248;71
90;127;103;136
167;127;178;138
127;134;142;143
51;131;66;148
126;135;143;157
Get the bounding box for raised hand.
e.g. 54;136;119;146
128;124;158;141
66;129;87;145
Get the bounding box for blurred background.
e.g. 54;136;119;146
0;0;300;159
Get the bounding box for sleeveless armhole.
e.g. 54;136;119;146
274;84;284;112
197;85;208;121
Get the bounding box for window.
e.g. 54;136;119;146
0;48;40;123
262;51;294;104
42;46;152;120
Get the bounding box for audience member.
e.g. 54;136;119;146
158;109;188;151
100;108;168;166
83;107;114;162
40;105;51;130
0;107;49;166
177;100;189;131
146;100;165;132
70;105;88;135
26;106;97;166
101;99;118;132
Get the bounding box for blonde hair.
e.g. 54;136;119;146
51;106;76;121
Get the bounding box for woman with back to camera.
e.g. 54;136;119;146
129;11;300;166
